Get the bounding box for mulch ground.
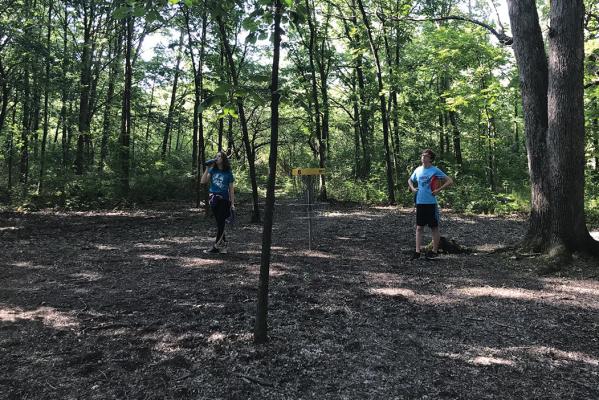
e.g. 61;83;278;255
1;201;598;399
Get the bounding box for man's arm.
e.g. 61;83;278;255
407;177;417;193
432;175;453;195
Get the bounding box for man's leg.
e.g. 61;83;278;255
431;226;440;253
416;225;424;253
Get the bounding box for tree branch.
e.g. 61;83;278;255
382;14;513;46
585;80;599;89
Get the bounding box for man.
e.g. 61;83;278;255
407;149;453;260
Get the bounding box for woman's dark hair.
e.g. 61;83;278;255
217;151;231;171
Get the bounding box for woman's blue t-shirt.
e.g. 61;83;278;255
209;167;235;199
410;165;447;204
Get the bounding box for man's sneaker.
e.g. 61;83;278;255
425;251;438;260
410;251;421;260
204;247;220;254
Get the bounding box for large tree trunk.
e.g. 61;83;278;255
161;29;184;159
38;1;53;193
75;4;94;175
304;0;325;190
255;0;282;345
0;61;9;138
20;68;31;186
356;0;395;204
60;4;70;170
99;23;123;174
216;16;261;222
185;10;208;210
315;3;331;200
507;0;598;256
546;1;595;253
119;15;133;198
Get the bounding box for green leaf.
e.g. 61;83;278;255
245;32;257;45
282;0;293;7
112;6;130;19
168;0;180;4
132;5;146;17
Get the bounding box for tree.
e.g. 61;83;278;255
507;0;599;257
356;0;395;204
255;0;284;345
215;11;262;222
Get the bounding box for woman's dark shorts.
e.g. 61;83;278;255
416;204;439;227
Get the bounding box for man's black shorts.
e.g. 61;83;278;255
416;204;439;227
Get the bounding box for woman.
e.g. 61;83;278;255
201;151;235;254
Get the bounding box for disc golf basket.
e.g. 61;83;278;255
291;168;326;250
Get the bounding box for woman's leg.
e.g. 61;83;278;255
213;199;229;245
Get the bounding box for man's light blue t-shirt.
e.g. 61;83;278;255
209;167;235;200
410;166;447;204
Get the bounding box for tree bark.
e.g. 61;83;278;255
75;3;95;175
99;22;123;174
356;0;395;204
255;0;282;345
216;15;261;222
185;10;208;210
38;1;53;193
304;0;325;189
119;15;133;198
161;29;184;159
507;0;598;256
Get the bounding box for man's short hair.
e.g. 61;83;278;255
422;149;436;161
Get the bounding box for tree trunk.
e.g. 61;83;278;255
255;0;282;345
356;0;395;204
161;29;184;159
507;0;598;256
20;68;31;186
304;0;325;188
593;99;598;170
99;24;123;174
185;10;208;210
75;4;94;175
38;1;53;193
0;61;9;138
216;16;261;222
119;15;133;198
316;4;331;200
448;111;463;165
60;4;69;170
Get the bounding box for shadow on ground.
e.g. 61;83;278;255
1;203;598;399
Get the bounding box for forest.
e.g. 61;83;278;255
1;1;599;398
0;0;596;220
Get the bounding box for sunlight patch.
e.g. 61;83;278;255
0;226;21;231
208;332;226;343
181;257;221;267
10;261;33;268
371;287;416;297
70;271;102;281
455;286;537;300
454;285;599;309
134;243;169;249
470;356;515;366
526;346;599;366
95;244;119;251
139;253;171;260
0;305;79;329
